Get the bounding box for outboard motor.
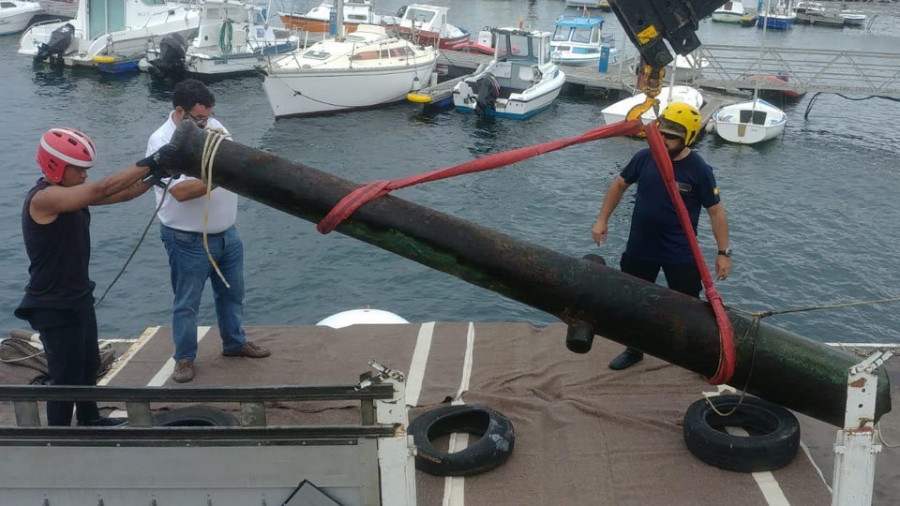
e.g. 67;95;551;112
34;23;74;66
469;73;500;115
148;33;188;80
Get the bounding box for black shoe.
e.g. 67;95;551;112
78;416;128;427
608;348;644;370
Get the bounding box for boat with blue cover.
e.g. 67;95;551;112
549;15;618;68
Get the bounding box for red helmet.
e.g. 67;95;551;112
36;127;97;183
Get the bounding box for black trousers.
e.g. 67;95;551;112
620;253;702;299
23;296;101;426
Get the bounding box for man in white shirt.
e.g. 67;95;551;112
146;79;269;383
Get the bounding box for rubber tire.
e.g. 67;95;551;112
683;395;800;473
409;404;515;477
152;406;240;427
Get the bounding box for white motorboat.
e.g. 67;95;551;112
380;4;469;49
453;27;566;120
840;9;866;27
549;15;619;68
262;24;437;118
712;98;786;144
18;0;199;68
0;0;41;35
711;1;745;23
601;85;703;125
143;0;298;77
758;0;796;29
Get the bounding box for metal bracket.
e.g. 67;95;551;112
355;360;406;391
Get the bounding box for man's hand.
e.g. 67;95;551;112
591;219;608;246
715;256;732;281
136;144;182;180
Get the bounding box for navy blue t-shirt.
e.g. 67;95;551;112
621;148;720;264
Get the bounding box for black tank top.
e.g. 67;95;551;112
20;178;94;306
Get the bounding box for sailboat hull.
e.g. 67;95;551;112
713;99;786;144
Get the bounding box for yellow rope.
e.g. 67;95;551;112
200;128;231;288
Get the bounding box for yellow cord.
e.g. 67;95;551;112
200;128;231;288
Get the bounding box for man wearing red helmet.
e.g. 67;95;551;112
591;103;732;371
15;127;178;426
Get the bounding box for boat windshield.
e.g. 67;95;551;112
404;7;436;24
501;33;539;63
551;26;571;42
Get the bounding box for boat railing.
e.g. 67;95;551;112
0;381;397;430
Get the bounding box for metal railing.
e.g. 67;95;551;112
692;44;900;96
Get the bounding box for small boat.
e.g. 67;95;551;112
549;15;619;68
712;98;786;144
447;26;495;55
262;24;438;118
0;0;41;36
278;0;379;44
452;27;566;120
711;1;745;24
794;1;825;14
18;0;199;68
600;85;703;125
757;0;796;30
739;73;805;100
840;9;866;27
382;4;469;49
739;12;759;27
144;0;299;77
795;10;845;28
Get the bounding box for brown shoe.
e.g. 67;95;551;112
173;359;194;383
222;341;270;358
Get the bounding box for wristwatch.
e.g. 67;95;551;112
717;248;732;258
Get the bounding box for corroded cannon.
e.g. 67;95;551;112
170;122;891;427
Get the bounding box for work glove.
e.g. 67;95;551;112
136;144;182;186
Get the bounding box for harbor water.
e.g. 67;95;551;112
1;0;899;346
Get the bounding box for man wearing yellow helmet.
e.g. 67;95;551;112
591;102;732;371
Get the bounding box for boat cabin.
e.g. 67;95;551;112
550;15;603;51
488;27;552;92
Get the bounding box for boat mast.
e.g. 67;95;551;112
335;0;345;41
751;0;771;112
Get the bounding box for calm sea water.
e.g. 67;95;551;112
1;0;899;345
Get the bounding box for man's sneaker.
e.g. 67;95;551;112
222;341;270;358
608;348;644;370
78;416;128;427
173;358;194;383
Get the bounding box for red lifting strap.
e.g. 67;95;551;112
317;119;645;234
645;123;735;385
318;119;735;385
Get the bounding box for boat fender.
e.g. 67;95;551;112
92;55;117;64
152;405;240;427
682;395;800;473
409;404;515;476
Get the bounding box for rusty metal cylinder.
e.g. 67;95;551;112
170;122;891;427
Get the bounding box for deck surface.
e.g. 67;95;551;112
2;322;898;505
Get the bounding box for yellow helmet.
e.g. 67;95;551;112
658;102;702;146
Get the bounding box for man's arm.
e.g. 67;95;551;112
94;178;154;205
168;179;216;202
30;165;153;222
707;203;731;280
592;175;629;245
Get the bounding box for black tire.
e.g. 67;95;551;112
409;404;515;477
683;395;800;473
152;406;240;427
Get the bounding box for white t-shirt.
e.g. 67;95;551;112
146;112;238;234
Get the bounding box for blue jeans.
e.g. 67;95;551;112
160;225;248;361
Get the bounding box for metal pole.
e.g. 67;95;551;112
170;122;891;427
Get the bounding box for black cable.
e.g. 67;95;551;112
94;180;170;309
804;92;900;120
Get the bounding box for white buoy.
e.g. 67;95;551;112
316;308;409;329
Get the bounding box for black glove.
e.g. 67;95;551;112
136;143;182;182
